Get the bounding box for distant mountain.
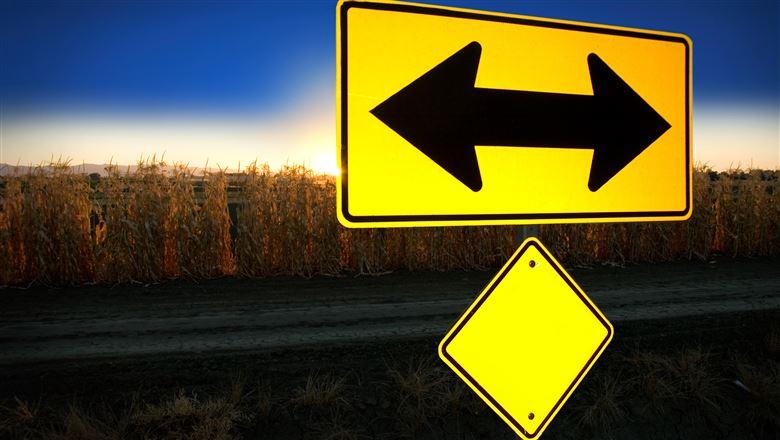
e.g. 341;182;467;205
0;163;107;176
0;163;221;176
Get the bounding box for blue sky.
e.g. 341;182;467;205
1;0;778;171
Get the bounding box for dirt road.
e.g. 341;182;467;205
1;257;778;365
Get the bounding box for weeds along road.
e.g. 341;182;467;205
0;258;778;365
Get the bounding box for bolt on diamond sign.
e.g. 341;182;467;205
336;0;692;228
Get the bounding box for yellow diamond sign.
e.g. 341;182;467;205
439;237;613;439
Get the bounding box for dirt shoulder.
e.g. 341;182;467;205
1;257;778;365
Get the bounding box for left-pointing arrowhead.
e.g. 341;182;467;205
371;41;484;191
587;54;671;192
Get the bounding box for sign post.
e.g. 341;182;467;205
336;1;691;438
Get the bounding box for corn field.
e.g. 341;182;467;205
0;160;778;286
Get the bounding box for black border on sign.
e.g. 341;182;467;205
440;240;613;438
339;0;692;224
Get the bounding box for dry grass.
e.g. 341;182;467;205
625;348;727;413
0;398;42;438
387;357;447;406
0;348;777;440
291;373;347;408
571;373;628;434
309;412;362;440
1;160;777;286
386;357;451;436
131;391;245;440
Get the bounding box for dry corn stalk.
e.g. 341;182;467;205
0;160;777;286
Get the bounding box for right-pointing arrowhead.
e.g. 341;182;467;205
587;53;671;192
371;41;484;191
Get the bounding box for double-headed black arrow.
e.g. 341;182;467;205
370;41;671;192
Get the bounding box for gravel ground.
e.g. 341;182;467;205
0;257;778;365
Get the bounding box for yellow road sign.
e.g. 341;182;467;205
336;0;692;227
439;237;613;439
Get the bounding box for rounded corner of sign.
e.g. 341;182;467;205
672;197;694;222
521;236;542;246
437;338;462;377
522;426;543;440
336;215;353;228
336;0;352;14
437;338;451;361
679;205;694;222
603;319;615;343
336;214;359;228
519;236;547;257
336;204;360;228
673;32;693;51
